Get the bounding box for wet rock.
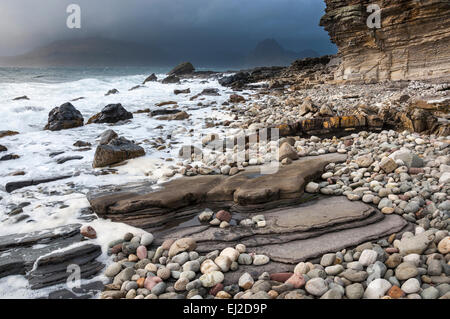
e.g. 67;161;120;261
174;88;191;95
5;175;72;193
99;129;118;145
168;62;195;76
162;75;180;84
87;104;133;124
12;95;29;101
143;73;157;84
105;89;119;96
0;131;19;139
93;137;145;168
44;103;84;131
80;225;97;239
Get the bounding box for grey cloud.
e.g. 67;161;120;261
0;0;336;60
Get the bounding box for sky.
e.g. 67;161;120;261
0;0;336;58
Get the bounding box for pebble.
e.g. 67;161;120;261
105;263;122;277
253;255;270;266
364;278;392;299
395;262;419;280
401;278;421;294
238;273;254;290
359;249;378;266
345;283;364;299
305;278;328;297
140;233;154;246
199;271;224;288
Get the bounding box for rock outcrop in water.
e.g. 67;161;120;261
87;104;133;124
0;224;103;289
44;102;84;131
320;0;450;83
168;62;195;76
93;136;145;168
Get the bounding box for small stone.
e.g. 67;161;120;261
157;268;171;280
345;283;364;299
200;259;220;274
174;278;189;291
199;271;224;288
220;247;240;262
438;237;450;254
219;221;230;228
144;276;162;290
305;278;328;297
320;253;336;267
294;262;310;275
421;286;440;299
198;209;213;222
305;182;320;193
238;273;254;290
216;210;232;222
80;225;97;239
238;253;252;265
385;253;402;268
136;246;148;260
395;262;418;281
285;274;306;289
168;238;197;257
235;244;246;253
144;263;157;273
151;282;167;296
214;255;233;272
359;249;378;266
105;263;122;277
364;278;392;299
253;255;270;266
140;233;154;246
388;286;405;299
401;278;420;294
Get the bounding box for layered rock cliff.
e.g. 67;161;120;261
320;0;450;82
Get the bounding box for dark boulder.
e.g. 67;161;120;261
44;103;84;131
0;131;19;139
162;75;180;84
149;109;182;117
12;95;29;101
56;156;83;164
174;88;191;95
0;154;19;161
99;129;118;145
105;89;119;96
0;145;7;152
87;104;133;124
143;73;158;84
5;175;72;193
168;62;195;76
93;137;145;168
201;88;220;96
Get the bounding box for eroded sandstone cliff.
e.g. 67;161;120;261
320;0;450;82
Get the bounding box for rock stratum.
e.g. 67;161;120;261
320;0;450;82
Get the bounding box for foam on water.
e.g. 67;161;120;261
0;68;252;298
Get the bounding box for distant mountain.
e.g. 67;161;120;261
0;37;172;67
244;39;319;67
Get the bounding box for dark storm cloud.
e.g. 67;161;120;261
0;0;335;57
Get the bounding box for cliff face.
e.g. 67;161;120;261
320;0;450;83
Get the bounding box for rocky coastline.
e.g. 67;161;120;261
0;0;449;300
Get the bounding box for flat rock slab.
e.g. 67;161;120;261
0;224;103;290
87;153;346;228
257;214;408;264
153;196;379;247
